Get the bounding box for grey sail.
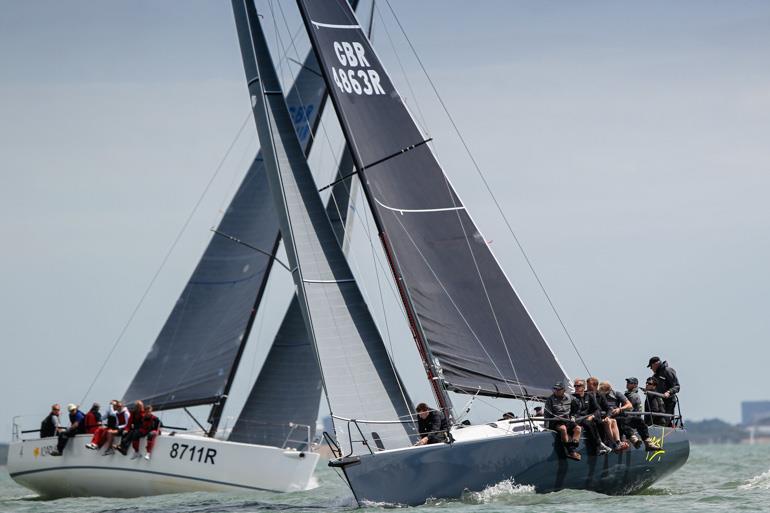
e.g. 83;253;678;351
296;0;570;400
227;0;363;448
242;0;415;454
123;3;340;416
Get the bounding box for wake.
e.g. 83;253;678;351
462;479;535;504
739;469;770;490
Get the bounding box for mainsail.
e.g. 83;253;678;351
123;2;341;424
243;1;415;454
296;0;570;399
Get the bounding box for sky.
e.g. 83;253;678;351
2;0;770;442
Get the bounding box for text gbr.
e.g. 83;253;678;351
331;41;385;96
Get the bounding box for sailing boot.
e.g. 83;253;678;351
643;438;662;451
566;441;581;461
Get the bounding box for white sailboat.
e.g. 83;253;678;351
243;0;690;506
7;0;373;499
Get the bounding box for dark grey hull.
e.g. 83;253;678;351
337;426;689;506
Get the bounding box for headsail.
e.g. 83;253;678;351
296;0;570;399
228;0;363;448
243;0;415;454
123;2;337;418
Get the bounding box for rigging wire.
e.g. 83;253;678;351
382;0;591;377
79;111;254;406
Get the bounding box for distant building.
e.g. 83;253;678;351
741;401;770;426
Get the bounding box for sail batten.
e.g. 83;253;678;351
296;0;570;400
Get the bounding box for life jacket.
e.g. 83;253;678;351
40;413;57;438
116;409;129;429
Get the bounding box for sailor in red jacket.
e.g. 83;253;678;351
117;400;145;455
83;403;102;434
130;405;161;461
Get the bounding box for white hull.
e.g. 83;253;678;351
7;433;319;498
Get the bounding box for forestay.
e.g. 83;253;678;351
296;0;570;399
244;2;415;454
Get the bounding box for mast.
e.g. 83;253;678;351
295;0;451;416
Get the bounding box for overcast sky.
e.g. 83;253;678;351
1;0;770;441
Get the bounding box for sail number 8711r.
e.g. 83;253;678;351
169;443;216;464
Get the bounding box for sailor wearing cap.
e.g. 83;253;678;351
624;378;642;413
647;356;680;416
543;381;582;461
50;403;86;456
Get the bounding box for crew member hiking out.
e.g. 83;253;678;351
415;403;448;445
117;400;145;456
83;402;102;434
622;378;662;451
596;382;629;452
544;381;582;461
51;403;86;456
130;405;161;460
572;379;612;455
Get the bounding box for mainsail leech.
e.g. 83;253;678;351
296;0;571;400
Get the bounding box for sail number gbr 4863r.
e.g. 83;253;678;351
331;41;385;96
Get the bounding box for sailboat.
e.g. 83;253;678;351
6;0;371;499
241;0;691;506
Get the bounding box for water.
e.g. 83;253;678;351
2;444;769;513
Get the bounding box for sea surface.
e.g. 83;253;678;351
1;444;769;513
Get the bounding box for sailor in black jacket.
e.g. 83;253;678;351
544;381;582;460
573;379;612;455
647;356;680;415
415;403;448;445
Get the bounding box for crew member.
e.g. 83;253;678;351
573;379;611;455
40;404;63;438
415;403;448;445
51;403;85;456
118;400;145;455
131;405;161;460
596;382;629;452
644;377;667;426
622;378;662;451
647;356;680;416
543;381;582;461
83;402;102;434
